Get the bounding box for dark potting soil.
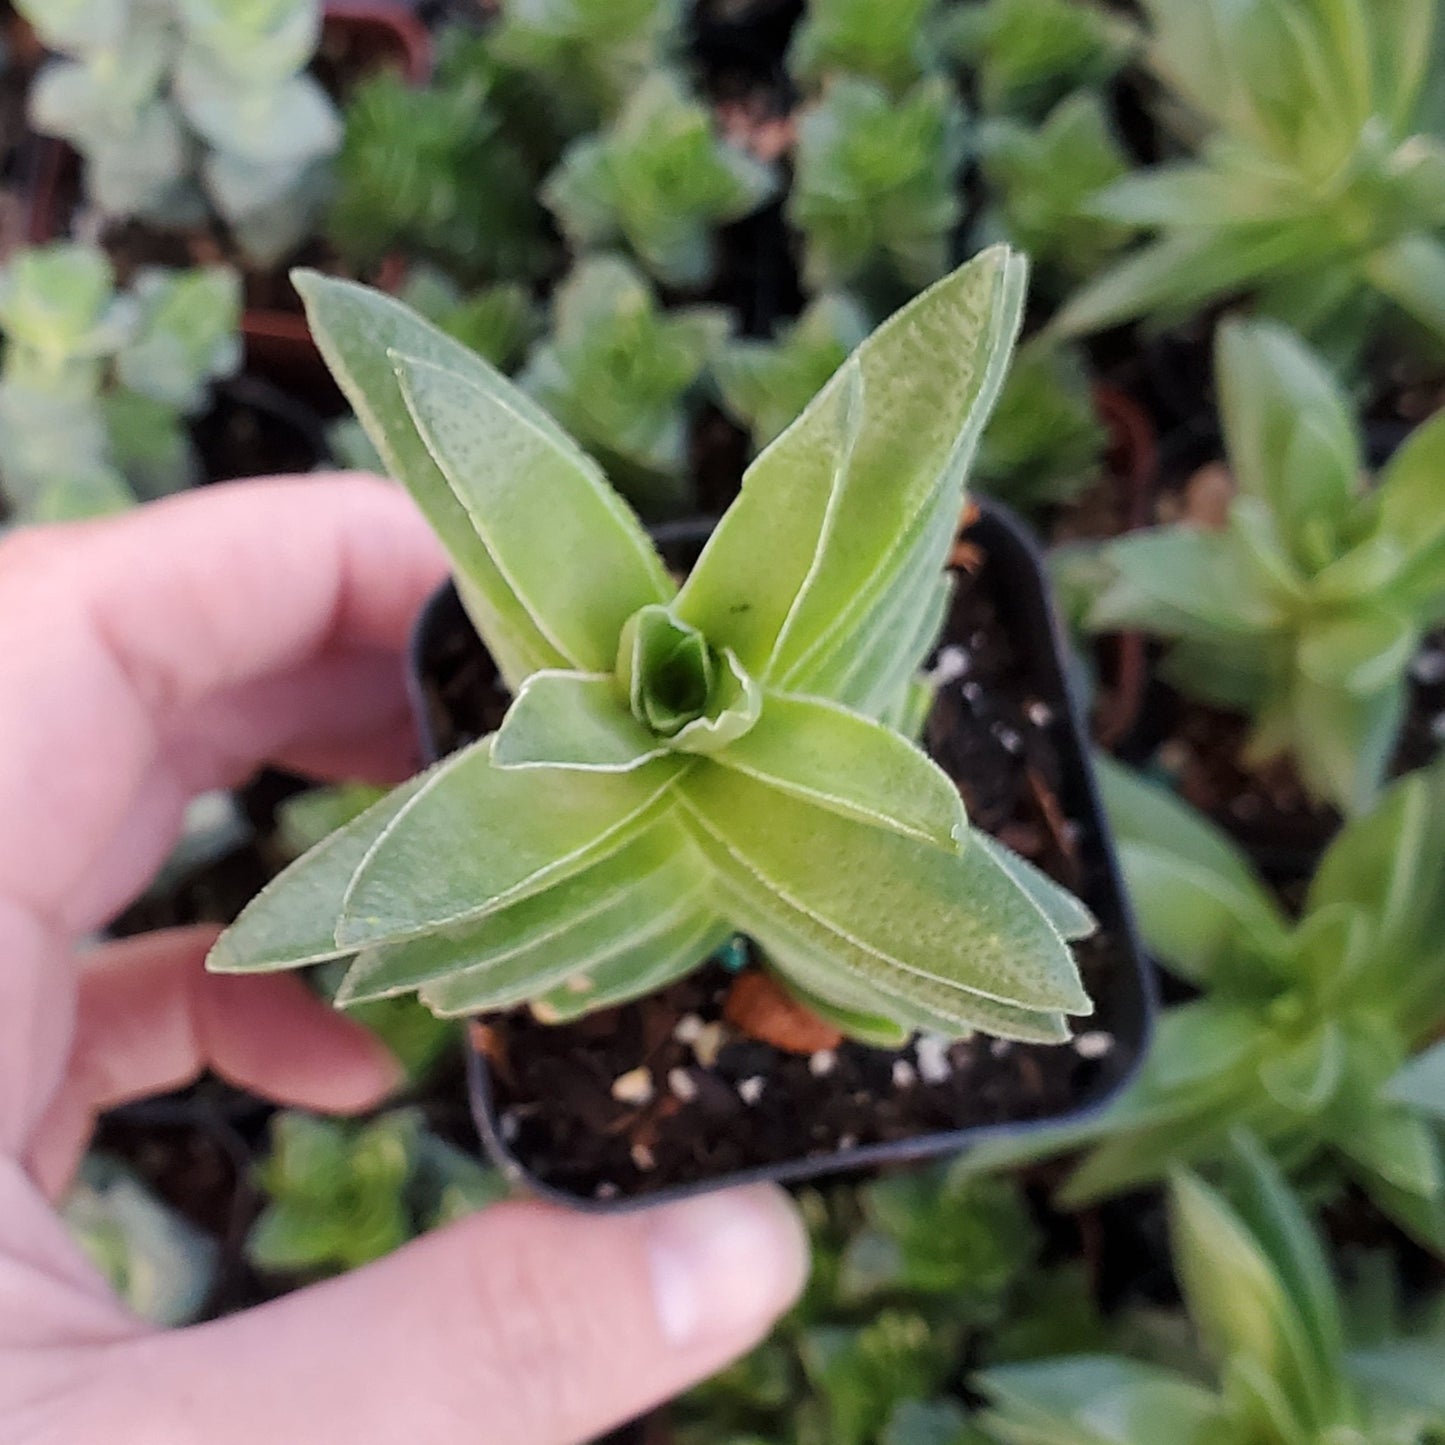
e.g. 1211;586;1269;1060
420;533;1142;1203
192;376;329;483
1133;628;1445;878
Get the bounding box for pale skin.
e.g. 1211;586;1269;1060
0;474;808;1445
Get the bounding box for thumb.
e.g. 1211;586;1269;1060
96;1186;808;1445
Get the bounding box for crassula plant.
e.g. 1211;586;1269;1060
0;243;240;522
786;0;943;94
789;75;968;296
247;1110;502;1277
489;0;682;131
209;246;1095;1051
1058;320;1445;815
21;0;341;267
1053;755;1445;1251
1056;0;1445;352
981;1138;1445;1445
943;0;1135;119
975;90;1136;291
543;72;779;290
518;255;729;512
330;31;546;287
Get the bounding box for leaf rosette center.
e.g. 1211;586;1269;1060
616;603;762;755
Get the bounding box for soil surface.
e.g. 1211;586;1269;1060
1123;628;1445;878
419;520;1147;1203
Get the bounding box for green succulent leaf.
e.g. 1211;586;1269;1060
980;1356;1224;1445
492;672;666;772
295;269;605;686
727;689;972;851
677;247;1025;688
335;742;683;950
393;349;674;673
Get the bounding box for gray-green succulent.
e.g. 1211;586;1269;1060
208;246;1095;1048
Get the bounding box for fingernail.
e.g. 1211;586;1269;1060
645;1185;809;1348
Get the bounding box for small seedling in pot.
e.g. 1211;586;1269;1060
210;246;1095;1068
981;1137;1445;1445
543;71;779;290
1055;0;1445;354
20;0;341;267
1058;319;1445;815
0;243;240;522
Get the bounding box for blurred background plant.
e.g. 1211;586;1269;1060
19;0;341;266
0;243;240;522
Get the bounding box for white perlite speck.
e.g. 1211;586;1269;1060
610;1066;654;1105
1074;1031;1115;1060
630;1143;657;1172
692;1022;727;1068
1026;700;1054;727
990;1038;1014;1058
915;1035;952;1084
738;1075;766;1105
809;1049;838;1077
927;644;971;687
1411;649;1445;686
673;1013;704;1044
892;1060;917;1089
668;1067;698;1102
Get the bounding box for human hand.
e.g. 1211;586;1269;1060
0;476;808;1445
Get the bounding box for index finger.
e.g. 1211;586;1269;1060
0;474;448;934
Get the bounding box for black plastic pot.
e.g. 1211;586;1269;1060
407;501;1155;1211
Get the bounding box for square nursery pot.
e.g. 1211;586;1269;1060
407;501;1156;1210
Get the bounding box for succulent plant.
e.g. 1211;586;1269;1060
1051;754;1445;1252
944;0;1136;118
330;31;548;287
0;243;239;522
975;90;1136;289
543;71;779;289
208;246;1095;1048
1056;0;1445;354
981;1138;1445;1445
789;75;969;296
19;0;341;268
489;0;683;130
787;0;943;94
1058;319;1445;814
